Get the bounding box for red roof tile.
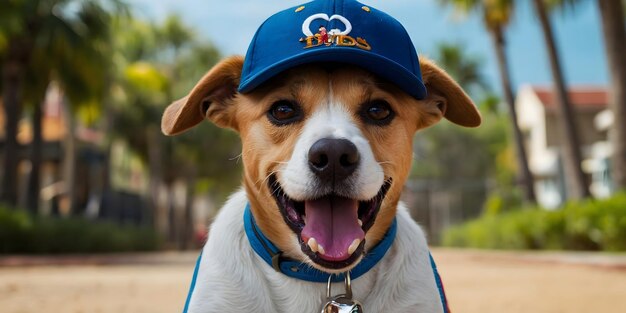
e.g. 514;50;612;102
532;86;608;109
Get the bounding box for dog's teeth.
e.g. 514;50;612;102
348;239;362;255
307;238;319;253
358;219;363;226
317;244;326;255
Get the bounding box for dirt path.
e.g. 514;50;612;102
0;264;190;313
1;249;625;313
433;249;626;313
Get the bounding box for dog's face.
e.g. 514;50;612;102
162;56;479;273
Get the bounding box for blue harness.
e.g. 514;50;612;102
183;204;450;312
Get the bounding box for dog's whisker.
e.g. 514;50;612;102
258;171;277;187
238;147;259;162
257;168;287;185
269;161;290;165
229;152;244;162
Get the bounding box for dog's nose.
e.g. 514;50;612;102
308;138;360;182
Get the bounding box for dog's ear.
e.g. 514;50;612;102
162;56;244;135
419;58;481;128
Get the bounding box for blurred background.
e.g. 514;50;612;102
1;1;625;313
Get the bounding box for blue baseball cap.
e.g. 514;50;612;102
238;0;427;99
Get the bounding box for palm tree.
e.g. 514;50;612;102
531;0;591;199
157;16;195;246
596;0;626;190
435;42;490;96
22;52;52;214
0;0;123;210
60;3;119;215
0;1;33;206
109;16;230;247
438;0;537;203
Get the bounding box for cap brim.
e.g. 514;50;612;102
238;46;427;100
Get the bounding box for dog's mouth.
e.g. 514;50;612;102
269;175;392;270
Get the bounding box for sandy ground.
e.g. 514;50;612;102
1;249;625;313
433;249;626;313
0;263;190;313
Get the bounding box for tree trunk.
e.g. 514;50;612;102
532;0;591;199
1;60;24;207
597;0;626;191
490;28;537;203
181;169;196;250
167;182;177;247
62;96;78;215
147;127;167;239
26;99;44;214
101;75;115;193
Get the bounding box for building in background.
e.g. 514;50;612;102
0;85;66;214
515;85;611;208
0;84;145;223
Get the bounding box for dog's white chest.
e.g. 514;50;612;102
184;191;444;313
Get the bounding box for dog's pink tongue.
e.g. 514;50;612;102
301;196;364;262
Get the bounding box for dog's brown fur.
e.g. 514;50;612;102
162;55;480;266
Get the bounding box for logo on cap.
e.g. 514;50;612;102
298;13;371;51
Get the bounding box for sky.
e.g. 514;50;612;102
129;0;609;93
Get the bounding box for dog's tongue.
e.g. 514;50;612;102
301;196;364;262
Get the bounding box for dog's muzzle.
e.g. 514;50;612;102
270;137;391;269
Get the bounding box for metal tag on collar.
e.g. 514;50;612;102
321;272;363;313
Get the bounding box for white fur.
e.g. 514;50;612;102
186;190;444;313
280;100;384;201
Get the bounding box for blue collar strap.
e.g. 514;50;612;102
243;203;396;283
430;253;450;313
182;204;450;312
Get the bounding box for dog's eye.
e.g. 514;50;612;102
268;100;302;125
361;100;394;125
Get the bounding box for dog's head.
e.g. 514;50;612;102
161;0;480;273
161;56;479;272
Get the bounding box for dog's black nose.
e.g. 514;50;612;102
308;138;360;182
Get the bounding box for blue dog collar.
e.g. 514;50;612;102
182;204;450;312
239;0;427;100
244;203;396;283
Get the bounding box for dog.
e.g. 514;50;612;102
162;1;480;312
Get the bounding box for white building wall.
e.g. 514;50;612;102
516;86;562;208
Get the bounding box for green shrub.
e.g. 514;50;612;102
442;193;626;251
0;205;161;254
483;189;524;217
